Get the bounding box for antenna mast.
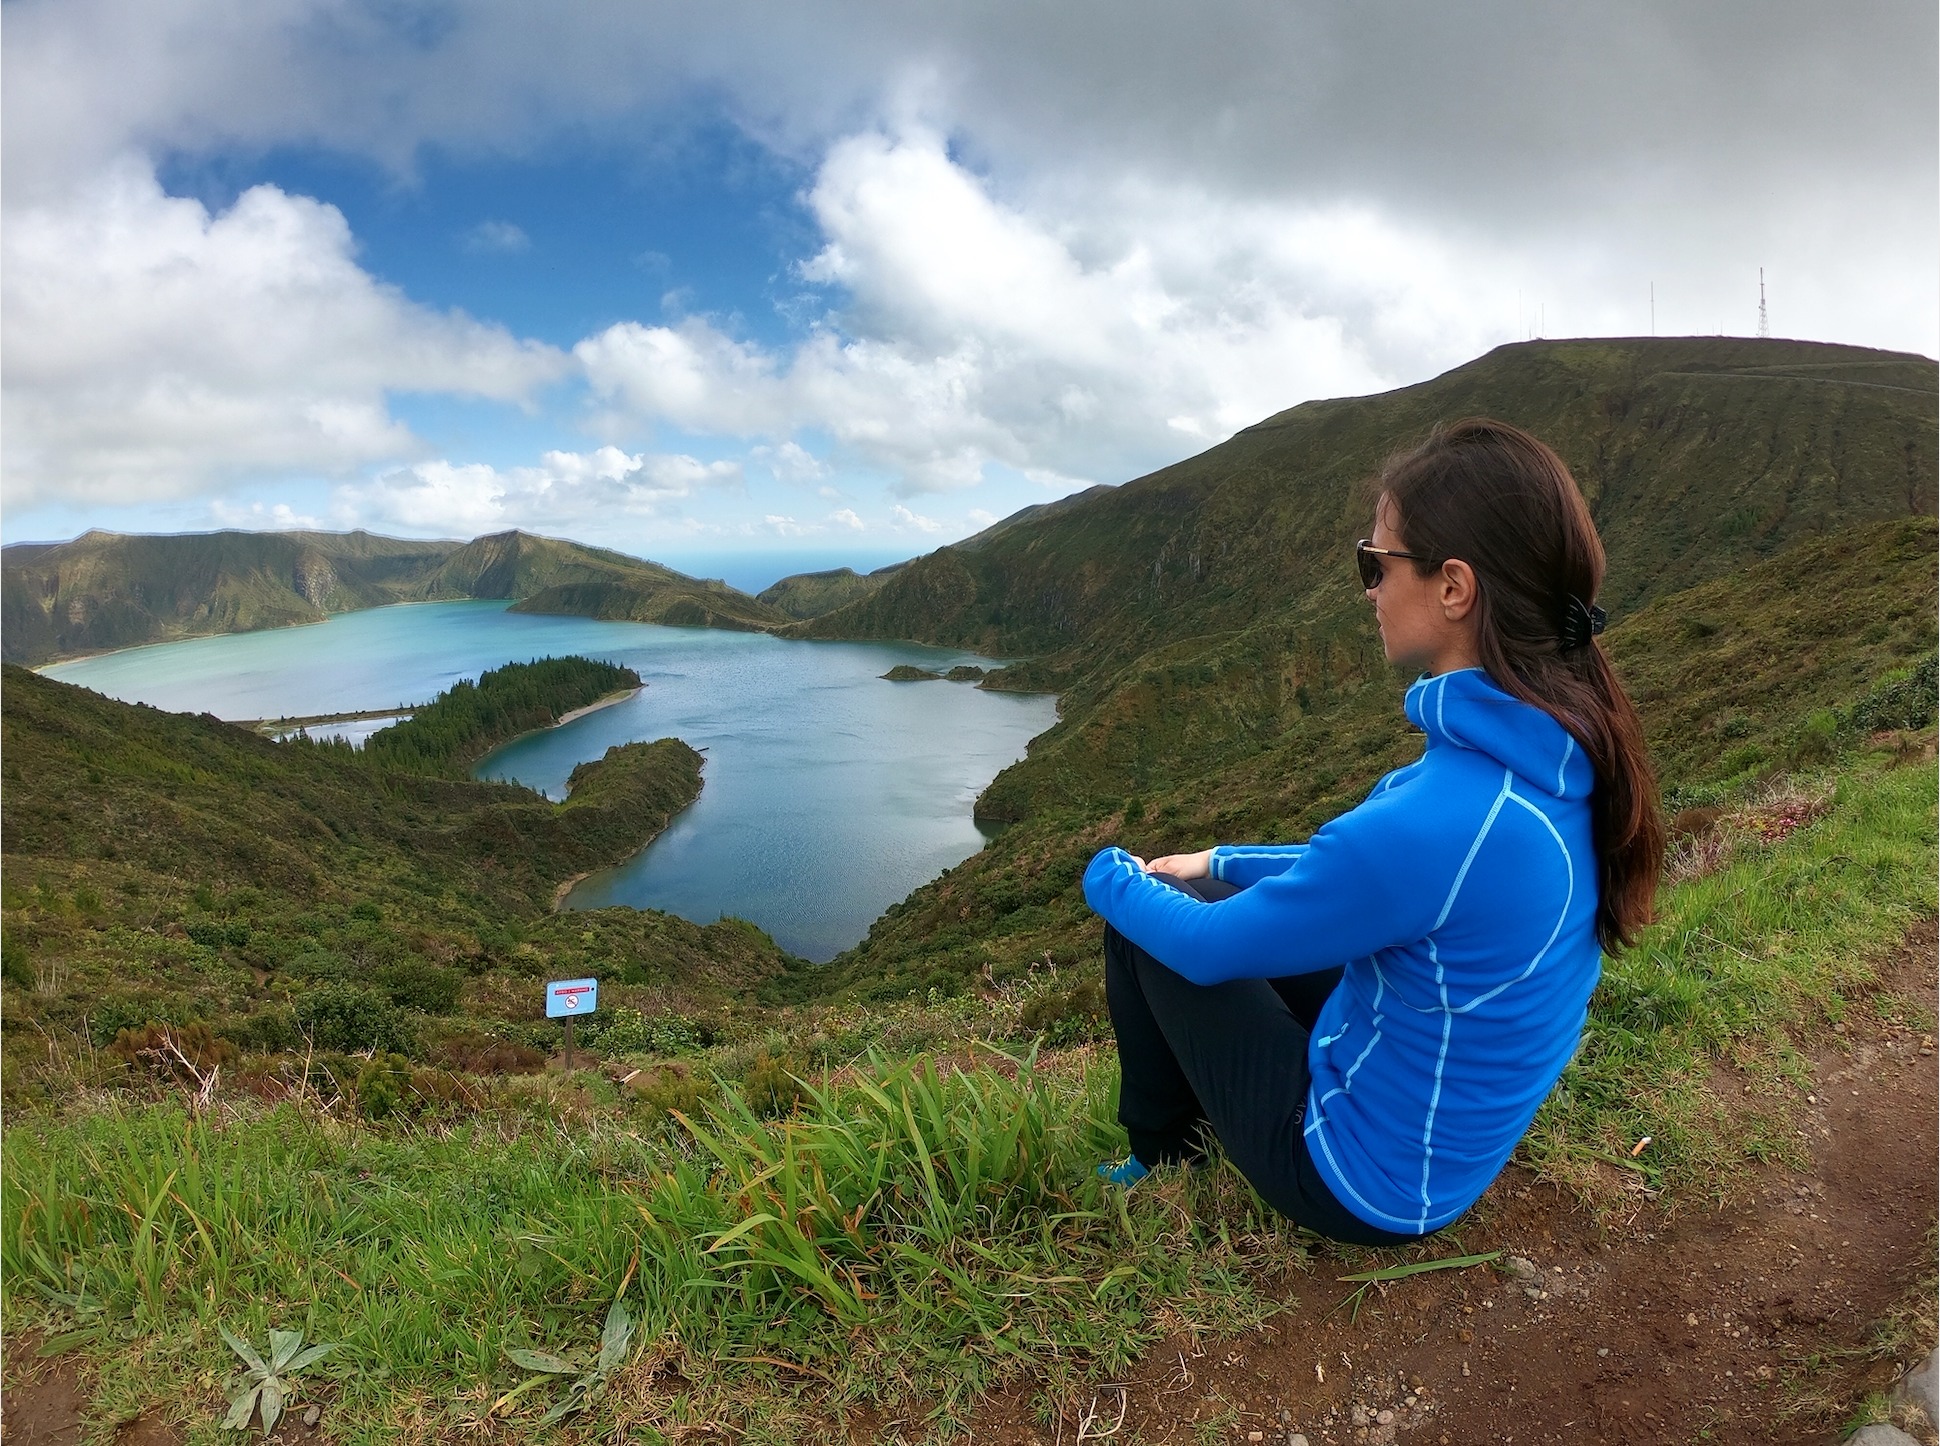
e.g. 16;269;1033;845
1757;268;1769;338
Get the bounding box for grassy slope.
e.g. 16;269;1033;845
2;745;1928;1444
822;517;1937;1000
799;340;1934;653
434;531;789;630
756;561;908;620
0;665;792;1099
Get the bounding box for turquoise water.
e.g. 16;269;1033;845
44;604;1055;961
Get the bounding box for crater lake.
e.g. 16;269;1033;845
42;601;1056;961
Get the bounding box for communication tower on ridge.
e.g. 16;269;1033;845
1757;268;1769;339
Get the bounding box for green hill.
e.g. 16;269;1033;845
756;561;909;620
510;580;784;631
821;516;1936;1000
0;529;461;665
0;664;792;1083
799;339;1933;658
1;527;788;664
794;338;1934;825
788;336;1935;1000
419;530;788;630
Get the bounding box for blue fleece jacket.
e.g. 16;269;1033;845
1082;667;1600;1235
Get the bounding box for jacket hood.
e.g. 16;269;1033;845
1404;668;1593;801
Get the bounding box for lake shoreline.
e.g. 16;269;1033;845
553;686;642;728
26;597;493;672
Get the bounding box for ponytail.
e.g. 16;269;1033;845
1380;419;1665;952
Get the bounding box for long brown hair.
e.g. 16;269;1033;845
1378;418;1664;953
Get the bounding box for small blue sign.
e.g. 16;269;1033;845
545;978;598;1018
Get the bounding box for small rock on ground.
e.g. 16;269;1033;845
1892;1347;1940;1429
1847;1425;1922;1446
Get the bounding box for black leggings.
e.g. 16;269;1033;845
1103;872;1426;1247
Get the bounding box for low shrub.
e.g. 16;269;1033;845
352;1054;478;1121
281;947;355;982
109;1021;238;1080
1788;708;1841;766
185;920;252;949
378;958;462;1014
0;934;31;989
741;1050;805;1118
623;1060;719;1122
1017;977;1108;1048
588;1008;718;1058
216;1010;300;1055
353;1053;416;1121
89;995;193;1042
1848;653;1938;734
294;984;415;1056
429;1031;546;1075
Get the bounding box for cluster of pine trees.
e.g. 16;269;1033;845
363;656;639;776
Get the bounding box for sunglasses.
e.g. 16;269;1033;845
1355;538;1433;591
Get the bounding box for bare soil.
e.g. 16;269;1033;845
959;922;1939;1446
1;1338;333;1446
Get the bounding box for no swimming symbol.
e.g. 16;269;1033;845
545;978;599;1018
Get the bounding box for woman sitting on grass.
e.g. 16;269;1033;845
1083;418;1664;1245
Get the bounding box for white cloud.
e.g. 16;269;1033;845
1021;466;1095;494
828;507;865;530
576;319;790;436
463;220;530;254
965;508;997;528
3;3;1929;536
578;128;1513;497
2;159;568;508
336;446;739;536
210;499;324;529
753;440;828;483
890;503;942;533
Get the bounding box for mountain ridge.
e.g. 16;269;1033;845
1;526;788;664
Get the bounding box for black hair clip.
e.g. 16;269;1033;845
1560;595;1606;652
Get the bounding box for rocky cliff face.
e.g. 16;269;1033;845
292;551;337;609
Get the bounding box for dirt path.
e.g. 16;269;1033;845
963;923;1938;1446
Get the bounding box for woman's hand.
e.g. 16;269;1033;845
1141;848;1213;880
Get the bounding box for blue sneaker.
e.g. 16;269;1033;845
1096;1156;1150;1188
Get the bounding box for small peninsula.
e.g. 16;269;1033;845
363;655;642;776
880;663;987;683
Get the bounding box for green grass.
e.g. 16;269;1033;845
1526;753;1938;1201
3;1051;1309;1442
4;738;1931;1441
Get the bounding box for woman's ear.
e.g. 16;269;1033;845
1438;559;1479;622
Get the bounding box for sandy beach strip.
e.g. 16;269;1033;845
553;686;642;727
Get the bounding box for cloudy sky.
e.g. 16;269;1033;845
4;2;1933;587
